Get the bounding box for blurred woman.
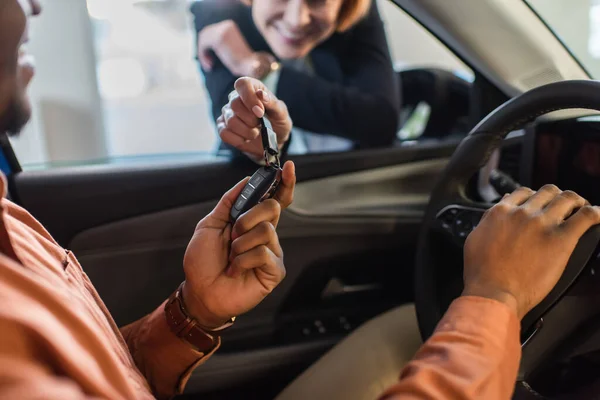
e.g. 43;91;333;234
191;0;400;159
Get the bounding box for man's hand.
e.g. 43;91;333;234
197;20;255;76
181;161;296;328
218;77;292;160
463;185;600;319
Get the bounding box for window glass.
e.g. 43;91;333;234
377;0;473;144
10;0;473;170
526;0;600;79
378;0;470;74
88;0;216;157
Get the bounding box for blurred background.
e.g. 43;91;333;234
10;0;595;169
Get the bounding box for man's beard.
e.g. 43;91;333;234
0;97;31;137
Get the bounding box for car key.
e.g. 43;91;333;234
230;117;282;222
230;165;282;222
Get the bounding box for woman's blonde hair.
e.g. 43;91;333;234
242;0;372;33
337;0;372;32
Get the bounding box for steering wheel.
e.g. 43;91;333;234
415;80;600;399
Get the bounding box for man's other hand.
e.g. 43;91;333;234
181;161;295;328
463;185;600;319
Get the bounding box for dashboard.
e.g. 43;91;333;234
526;117;600;205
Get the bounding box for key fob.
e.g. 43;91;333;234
230;166;282;222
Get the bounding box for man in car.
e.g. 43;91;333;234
3;1;600;399
1;1;298;399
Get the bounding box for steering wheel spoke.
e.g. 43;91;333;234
434;204;488;245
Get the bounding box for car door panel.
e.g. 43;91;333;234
9;142;457;393
38;149;451;326
11;143;457;247
184;338;338;396
291;158;447;217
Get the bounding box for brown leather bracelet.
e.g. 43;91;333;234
165;282;235;352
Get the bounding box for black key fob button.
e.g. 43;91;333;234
249;173;264;187
234;196;246;211
241;186;253;198
230;166;282;222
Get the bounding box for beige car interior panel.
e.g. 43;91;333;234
289;158;448;218
71;158;448;258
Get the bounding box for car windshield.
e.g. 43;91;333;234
526;0;600;78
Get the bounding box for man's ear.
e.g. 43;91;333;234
240;0;251;6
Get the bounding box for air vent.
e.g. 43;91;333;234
519;67;564;89
499;142;523;181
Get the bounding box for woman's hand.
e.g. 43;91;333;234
198;19;255;76
218;77;292;160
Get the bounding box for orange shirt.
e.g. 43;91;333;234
0;177;216;400
381;297;521;399
0;174;521;399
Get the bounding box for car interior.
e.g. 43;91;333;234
6;0;600;399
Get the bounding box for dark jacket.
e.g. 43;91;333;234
191;0;401;149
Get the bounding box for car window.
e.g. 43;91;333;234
378;0;473;145
526;0;600;79
9;0;473;170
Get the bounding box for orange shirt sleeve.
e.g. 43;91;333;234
380;296;521;400
120;300;220;400
0;318;106;399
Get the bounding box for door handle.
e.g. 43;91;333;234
321;277;382;299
